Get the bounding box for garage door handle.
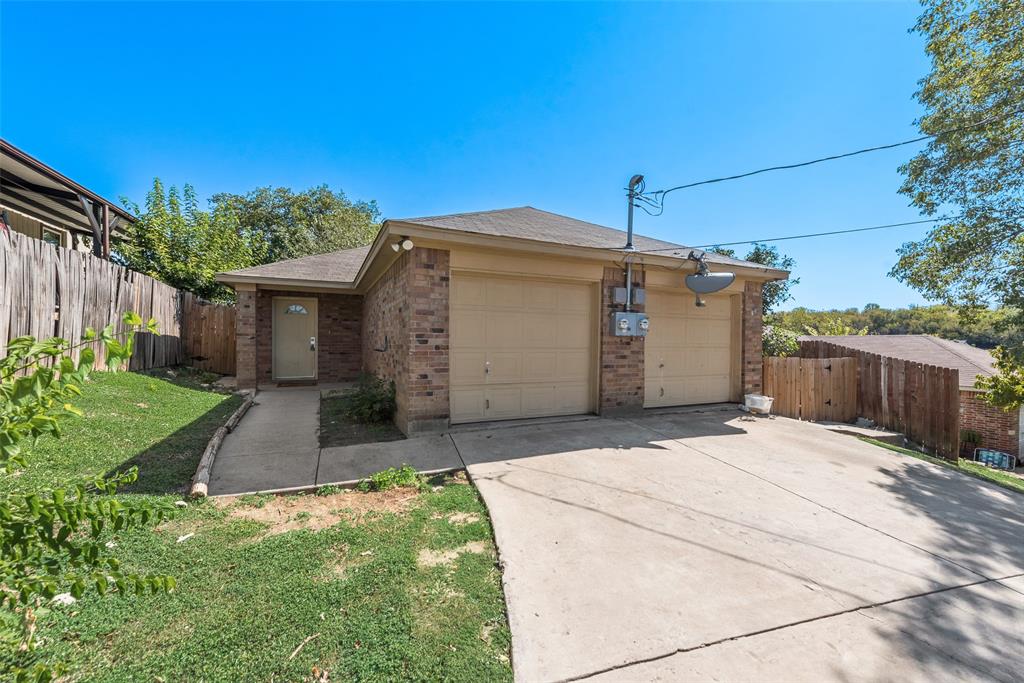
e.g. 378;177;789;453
310;336;317;351
660;387;664;397
485;361;490;375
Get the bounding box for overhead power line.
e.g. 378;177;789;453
635;105;1024;216
637;216;953;254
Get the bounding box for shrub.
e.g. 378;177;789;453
344;375;396;424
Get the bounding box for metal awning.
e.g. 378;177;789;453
0;139;135;258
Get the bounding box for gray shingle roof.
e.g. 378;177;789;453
397;206;768;270
219;245;370;284
218;207;786;285
798;334;996;390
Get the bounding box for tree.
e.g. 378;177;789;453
117;180;264;303
891;0;1024;407
803;316;869;337
762;325;799;357
1;315;173;682
710;243;799;314
211;185;381;264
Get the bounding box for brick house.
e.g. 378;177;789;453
800;334;1022;458
217;207;787;435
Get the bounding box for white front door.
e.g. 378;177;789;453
272;297;318;380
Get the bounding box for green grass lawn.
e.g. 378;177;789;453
859;437;1024;496
7;370;511;682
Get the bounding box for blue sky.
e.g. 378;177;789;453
1;1;931;310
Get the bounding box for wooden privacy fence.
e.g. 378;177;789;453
1;231;235;375
181;292;236;375
763;357;858;423
800;340;960;460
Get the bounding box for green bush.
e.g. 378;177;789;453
344;374;396;423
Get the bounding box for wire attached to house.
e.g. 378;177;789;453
634;105;1024;216
635;216;955;254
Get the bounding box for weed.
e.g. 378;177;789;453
356;465;427;492
316;484;342;496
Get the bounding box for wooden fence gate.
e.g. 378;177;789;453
763;357;858;423
799;340;960;460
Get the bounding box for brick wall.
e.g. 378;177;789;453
598;265;645;415
236;288;257;389
406;248;450;432
960;390;1020;457
741;280;763;395
247;289;362;385
362;252;410;427
361;247;451;435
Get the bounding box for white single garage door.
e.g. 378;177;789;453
450;273;595;423
645;290;735;408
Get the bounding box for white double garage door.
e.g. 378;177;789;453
449;273;736;424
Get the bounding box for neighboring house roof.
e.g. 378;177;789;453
1;138;135;234
219;206;786;288
798;334;996;390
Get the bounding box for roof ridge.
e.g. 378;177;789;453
391;206;533;223
923;335;992;374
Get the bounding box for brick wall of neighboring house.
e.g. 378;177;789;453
252;289;362;385
598;265;645;415
361;247;451;435
741;280;764;395
960;389;1020;457
235;288;257;389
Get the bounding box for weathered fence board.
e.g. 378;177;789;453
762;357;858;423
799;340;960;460
2;231;235;375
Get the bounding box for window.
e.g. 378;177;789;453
285;304;308;315
41;228;65;248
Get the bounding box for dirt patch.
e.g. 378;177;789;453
417;541;489;568
220;488;420;536
445;512;480;525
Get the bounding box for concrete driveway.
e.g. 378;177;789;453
451;407;1024;682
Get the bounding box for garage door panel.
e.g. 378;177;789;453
486;385;523;419
525;283;559;311
452;277;485;306
452;310;486;348
524;313;558;347
558;350;590;381
486;312;524;347
558;286;591;312
451;274;595;423
521;386;557;416
555;383;591;413
486;352;522;383
452;351;486;385
450;388;485;423
523;351;557;380
486;279;524;308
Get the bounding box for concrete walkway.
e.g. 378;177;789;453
454;408;1024;682
208;387;463;495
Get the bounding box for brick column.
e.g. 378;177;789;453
741;280;763;395
598;265;645;415
235;286;257;389
405;248;450;434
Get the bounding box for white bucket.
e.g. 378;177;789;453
744;394;774;415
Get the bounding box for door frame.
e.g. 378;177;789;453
271;296;318;381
